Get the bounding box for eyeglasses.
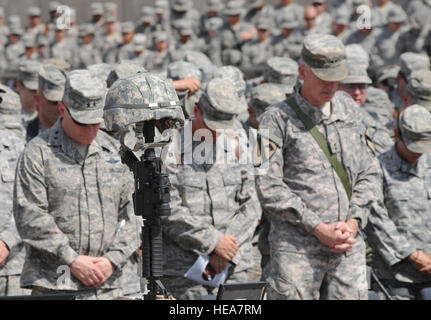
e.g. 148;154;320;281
65;107;91;127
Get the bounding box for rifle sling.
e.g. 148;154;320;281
286;97;352;200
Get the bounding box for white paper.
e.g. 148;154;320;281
184;255;231;288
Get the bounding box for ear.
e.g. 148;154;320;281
58;102;66;117
298;64;307;81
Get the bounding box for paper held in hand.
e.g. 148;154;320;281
184;255;231;288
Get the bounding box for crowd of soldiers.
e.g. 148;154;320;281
0;0;431;300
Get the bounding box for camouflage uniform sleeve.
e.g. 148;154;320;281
104;171;139;269
13;146;79;266
365;161;416;266
163;163;224;256
346;129;383;229
225;165;261;265
256;110;323;234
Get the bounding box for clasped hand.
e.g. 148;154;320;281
70;256;115;288
314;220;358;253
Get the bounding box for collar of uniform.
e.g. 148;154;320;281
389;144;422;176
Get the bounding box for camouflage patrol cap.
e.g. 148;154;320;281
0;84;21;115
264;57;299;93
399;104;431;153
43;58;71;72
224;0;245;16
179;25;194;36
205;17;224;31
39;64;66;102
387;6;407;24
249;0;264;9
301;34;348;82
79;24;95;37
334;6;350;25
7;15;21;28
88;63;112;85
154;0;169;14
22;33;36;48
207;0;224;12
133;33;147;51
104;72;184;133
198;78;240;130
28;7;42;17
8;25;23;36
104;12;117;23
104;2;118;13
256;16;272;30
213;66;248;113
62;70;106;125
400;52;430;79
407;70;431;111
91;2;104;15
250;83;287;118
107;60;147;88
345;44;370;67
141;6;155;23
280;9;300;29
121;21;135;34
341;63;372;84
376;64;400;84
168;61;202;82
172;0;192;12
18;61;42;90
154;31;168;42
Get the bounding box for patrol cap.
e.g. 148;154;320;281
213;66;248;113
301;34;348;82
400;52;430;79
104;13;117;23
22;33;36;48
345;44;370;67
198;78;239;130
172;0;192;12
43;58;71;72
399;104;431;153
250;83;287;117
387;6;407;24
168;61;202;82
224;0;245;16
121;21;135;34
407;70;431;111
7;15;21;28
91;2;104;15
207;0;224;12
334;7;350;25
179;25;194;36
154;0;169;14
205;17;224;31
256;17;272;30
376;64;400;84
38;64;66;102
8;25;23;36
183;51;213;67
106;60;147;88
154;31;168;42
18;61;42;90
264;57;299;93
49;1;61;12
141;6;155;23
28;6;41;17
79;24;95;37
341;63;372;84
133;33;147;51
249;0;264;9
88;63;112;84
280;9;300;29
104;2;118;13
62;70;106;124
0;84;22;115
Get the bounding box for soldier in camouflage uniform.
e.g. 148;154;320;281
0;124;28;296
256;34;381;300
25;7;45;43
13;70;139;300
74;24;102;69
313;0;333;35
274;0;305;32
26;63;66;142
146;31;173;73
162;78;261;300
104;21;136;65
48;24;75;67
244;0;275;26
16;60;41;125
198;0;224;38
0;84;26;138
271;9;303;61
403;70;431;113
369;105;431;299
